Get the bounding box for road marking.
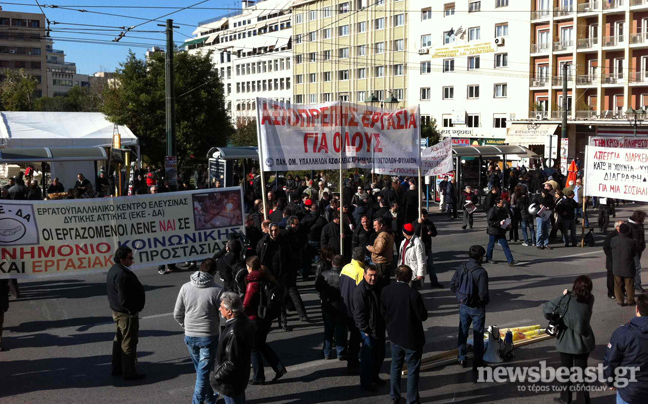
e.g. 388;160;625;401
140;312;174;321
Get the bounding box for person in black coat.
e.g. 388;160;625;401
611;224;638;306
0;279;9;351
106;246;146;380
210;292;255;402
403;183;419;224
381;265;428;403
557;190;578;247
603;222;623;299
244;215;263;258
482;186;499;213
445;178;458;219
315;255;348;359
628;210;647;293
485;198;517;266
282;217;309;320
352;215;375;259
216;239;244;292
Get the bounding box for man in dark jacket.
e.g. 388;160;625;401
340;247;366;374
244;214;262;258
283;217;309;320
604;293;648;404
211;292;255;403
485;198;517;266
353;265;386;391
381;265;428;404
257;223;293;330
628;210;647;293
352;215;375;260
603;221;623;299
301;202;327;259
612;224;638;306
450;245;489;370
106;246;146;380
315;255;348;360
557;190;578;247
445;178;458;219
321;211;347;255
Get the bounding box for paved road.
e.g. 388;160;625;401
1;204;643;404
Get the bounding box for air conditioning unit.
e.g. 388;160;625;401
494;37;505;46
418;48;429;54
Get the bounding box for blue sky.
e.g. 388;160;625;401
3;0;237;74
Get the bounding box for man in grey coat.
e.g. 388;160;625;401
611;224;638;306
174;258;224;404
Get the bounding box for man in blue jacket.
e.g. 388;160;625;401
604;293;648;404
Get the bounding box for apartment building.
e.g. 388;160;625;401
46;40;89;97
186;0;293;125
523;0;648;162
0;9;48;97
407;0;531;146
291;0;407;106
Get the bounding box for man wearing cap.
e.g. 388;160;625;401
399;223;427;290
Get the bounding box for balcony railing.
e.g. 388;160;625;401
529;77;550;87
553;40;574;52
531;9;551;20
554;5;574;17
632;0;648;6
601;73;625;84
603;0;625;10
577;37;599;49
531;42;551;53
576;75;598;85
602;35;625;47
530;110;549;119
551;110;571;119
629;71;648;83
552;75;574;86
600;109;625;119
578;1;601;12
631;32;648;45
576;110;598;119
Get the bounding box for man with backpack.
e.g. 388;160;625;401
450;245;490;371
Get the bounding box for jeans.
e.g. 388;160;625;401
559;352;590;404
322;310;347;358
426;250;438;283
390;342;422;404
486;235;514;263
562;219;577;246
458;304;485;364
536;217;550;247
635;254;643;289
251;318;283;382
617;392;630;404
447;202;457;218
185;336;218;404
520;218;536;245
223;393;246;404
575;207;589;228
360;332;385;388
308;240;321;265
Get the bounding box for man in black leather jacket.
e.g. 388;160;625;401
315;255;347;360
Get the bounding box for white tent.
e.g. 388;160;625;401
0;111;138;149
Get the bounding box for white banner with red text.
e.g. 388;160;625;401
257;98;420;172
584;146;648;202
421;138;454;176
0;188;244;279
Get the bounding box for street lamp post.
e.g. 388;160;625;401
626;107;646;137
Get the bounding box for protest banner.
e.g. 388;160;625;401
584;145;648;202
590;137;648;149
421;138;454;176
256;98;420;172
0;187;244;279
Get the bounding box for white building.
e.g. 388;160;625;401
407;0;530;145
186;0;293;126
45;40;89;97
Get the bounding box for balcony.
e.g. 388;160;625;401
553;40;574;52
577;37;599;50
602;35;625;47
632;0;648;6
551;110;571;119
531;9;551;20
552;75;574;86
603;0;625;11
599;109;625;119
629;71;648;83
576;75;598;85
554;5;575;18
576;110;598;119
578;1;600;13
530;110;549;119
630;32;648;45
531;42;551;54
529;76;550;87
601;73;625;84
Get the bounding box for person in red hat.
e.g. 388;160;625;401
399;223;427;289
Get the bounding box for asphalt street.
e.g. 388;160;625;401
1;204;644;404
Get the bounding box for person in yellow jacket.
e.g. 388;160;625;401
339;247;366;374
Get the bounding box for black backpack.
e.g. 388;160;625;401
257;281;283;321
454;263;475;305
584;230;595;247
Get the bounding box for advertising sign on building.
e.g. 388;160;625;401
257;98;420;173
507;123;558;146
0;188;245;279
584;146;648;202
431;42;495;58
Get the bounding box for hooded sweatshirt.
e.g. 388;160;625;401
174;271;223;337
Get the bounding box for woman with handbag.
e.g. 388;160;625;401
542;275;596;404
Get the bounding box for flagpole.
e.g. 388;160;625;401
339;101;344;258
417;104;422;219
581;145;588;248
255;97;268;220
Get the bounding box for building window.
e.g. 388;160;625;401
357;68;366;79
495;23;508;37
339;48;349;58
494;83;508;98
420;87;431;100
323;50;331;60
393;89;404;100
310;10;317;21
468;56;480;70
310;94;317;103
295;94;303;103
338;70;350;80
393;64;404;75
495;53;508;68
394;14;405;27
296;55;303;64
421;61;431;74
309;73;317;83
309;31;317;41
375;18;385;30
394;39;404;51
295;34;303;44
357;45;366;56
444;31;455;44
443;59;455;72
493;116;507;128
467;114;480;127
323;28;331;39
323;6;332;17
469;1;481;12
445;4;455;16
468;85;480;99
468;27;480;41
309;52;316;62
323;71;332;81
375;66;384;77
422;8;432;20
496;0;509;7
357;21;366;33
322;93;331;102
357;91;366;101
375;42;385;53
421;34;432;47
339;93;349;102
443;86;454;99
339;2;350;13
339;25;349;36
443;115;453;127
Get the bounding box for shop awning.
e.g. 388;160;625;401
206;33;220;45
275;34;291;49
0;147;108;163
452;145;537;158
507;123;559;146
184;36;208;47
